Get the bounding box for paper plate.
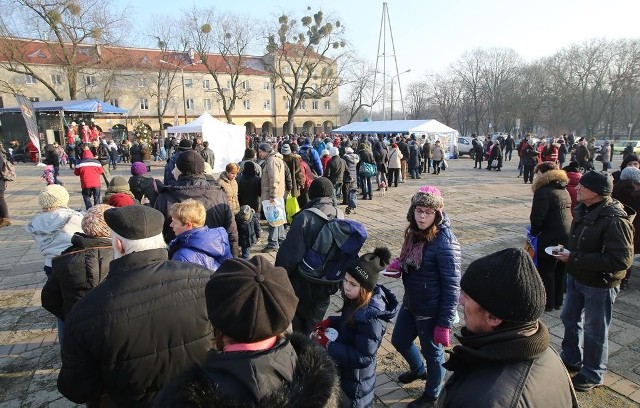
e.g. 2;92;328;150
544;246;569;257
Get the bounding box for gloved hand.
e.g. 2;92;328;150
433;326;450;347
313;330;331;348
315;318;331;331
382;258;402;278
387;258;401;271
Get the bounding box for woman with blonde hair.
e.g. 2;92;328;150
218;162;240;213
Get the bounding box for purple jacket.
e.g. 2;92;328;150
168;226;231;272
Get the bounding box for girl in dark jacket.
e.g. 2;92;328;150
530;162;573;310
237;161;262;214
388;186;461;407
312;248;398;408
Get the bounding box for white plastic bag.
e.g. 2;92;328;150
262;198;286;227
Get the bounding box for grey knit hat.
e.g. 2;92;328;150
407;185;444;222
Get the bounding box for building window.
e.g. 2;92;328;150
242;81;250;90
300;100;306;109
85;75;96;86
28;97;39;102
324;100;331;110
226;80;232;89
25;74;36;85
263;100;270;109
186;98;194;110
203;99;212;110
140;98;149;110
202;79;210;89
184;78;193;88
138;78;146;87
243;99;250;110
283;66;291;74
51;74;62;85
263;81;270;90
109;98;119;107
312;100;318;110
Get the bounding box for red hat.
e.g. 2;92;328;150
107;193;135;207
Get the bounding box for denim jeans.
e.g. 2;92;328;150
391;305;445;399
561;275;619;384
267;224;284;248
359;176;372;198
82;187;101;209
241;247;251;259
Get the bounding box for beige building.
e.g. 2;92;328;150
0;38;340;138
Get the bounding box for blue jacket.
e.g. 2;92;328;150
300;144;323;176
401;213;461;328
327;285;399;408
168;226;231;272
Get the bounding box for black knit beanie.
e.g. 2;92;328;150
579;171;613;196
348;247;391;291
461;248;546;323
205;256;298;342
309;177;334;200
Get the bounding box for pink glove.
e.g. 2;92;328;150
387;258;401;271
313;330;331;348
433;326;450;347
382;258;402;278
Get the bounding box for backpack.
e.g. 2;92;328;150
298;207;367;283
1;157;16;181
299;146;314;167
358;162;377;178
299;159;315;191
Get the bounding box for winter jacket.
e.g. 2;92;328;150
236;212;261;249
437;322;577;408
401;213;461;328
422;142;432;159
343;153;360;183
129;174;163;206
565;171;582;217
431;144;445;161
154;175;239;256
299;144;323;175
521;144;539;167
558;143;568;163
356;149;376;177
57;249;213;406
201;147;215;169
41;233;112;320
566;197;635;288
282;154;304;197
27;208;84;267
387;147;403;169
327;285;399;408
408;143;421;169
324;155;346;186
154;333;340;407
261;150;286;201
239;158;262;177
601;143;611;164
164;151;181;185
530;170;573;288
218;172;240;214
74;159;104;188
237;172;262;214
168;226;231;272
574;143;590;163
488;144;503;167
612;180;640;252
397;141;410;160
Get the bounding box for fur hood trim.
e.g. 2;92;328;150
532;169;569;192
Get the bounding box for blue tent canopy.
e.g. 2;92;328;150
0;99;126;114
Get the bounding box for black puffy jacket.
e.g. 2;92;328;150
154;175;239;256
57;249;213;406
129;174;163;206
42;233;113;320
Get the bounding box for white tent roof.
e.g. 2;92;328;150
167;112;246;173
331;119;458;135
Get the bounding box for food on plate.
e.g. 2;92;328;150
551;245;564;255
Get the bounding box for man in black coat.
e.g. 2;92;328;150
437;248;577;408
57;206;213;406
154;150;239;256
397;136;410;182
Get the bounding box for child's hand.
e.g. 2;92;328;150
312;330;331;348
433;326;450;347
381;258;402;278
386;258;400;271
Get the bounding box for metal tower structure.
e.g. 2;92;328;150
370;2;407;121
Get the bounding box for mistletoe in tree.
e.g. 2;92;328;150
132;120;151;145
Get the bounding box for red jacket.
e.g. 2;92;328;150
74;159;104;188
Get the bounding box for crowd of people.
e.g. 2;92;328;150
0;126;634;407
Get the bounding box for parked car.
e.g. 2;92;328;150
613;140;640;155
457;136;477;158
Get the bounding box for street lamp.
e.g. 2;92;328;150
629;123;634;140
390;69;411;120
159;59;190;124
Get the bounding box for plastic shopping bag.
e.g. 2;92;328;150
262;198;286;227
285;194;300;224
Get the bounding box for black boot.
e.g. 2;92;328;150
407;393;437;408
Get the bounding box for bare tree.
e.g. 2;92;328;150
339;57;379;123
479;48;523;132
428;72;462;127
264;8;346;134
0;0;129;100
405;80;429;119
453;49;487;134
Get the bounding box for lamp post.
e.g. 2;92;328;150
629;123;634;140
159;59;189;124
390;69;411;120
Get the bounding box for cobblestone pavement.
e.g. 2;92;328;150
1;157;639;407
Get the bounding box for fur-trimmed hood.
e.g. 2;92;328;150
532;169;569;192
153;332;340;407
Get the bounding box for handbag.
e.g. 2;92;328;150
524;226;539;267
285;193;300;224
491;159;498;167
262;198;286;227
440;159;448;170
595;154;602;161
358;162;377;178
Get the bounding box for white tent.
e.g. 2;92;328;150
167;112;246;173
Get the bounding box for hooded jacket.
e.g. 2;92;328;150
327;285;399;408
237;162;262;213
154;175;239;256
401;213;461;328
42;233;113;320
74;158;104;188
154;333;340;407
218;172;240;214
260;150;286;201
168;226;232;272
27;208;84;267
530;169;573;252
235;211;261;249
612;179;640;252
567;197;635;287
342;152;360;184
323;155;346;186
129;174;162;206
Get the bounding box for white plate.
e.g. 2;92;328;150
544;246;569;257
325;328;339;342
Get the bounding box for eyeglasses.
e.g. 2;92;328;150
414;209;436;216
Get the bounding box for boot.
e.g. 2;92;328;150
0;218;11;228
